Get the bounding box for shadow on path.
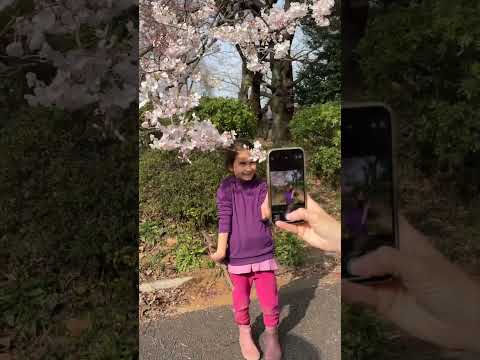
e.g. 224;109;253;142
250;249;338;360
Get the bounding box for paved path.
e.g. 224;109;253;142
140;275;340;360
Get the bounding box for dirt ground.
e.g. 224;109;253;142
139;247;340;323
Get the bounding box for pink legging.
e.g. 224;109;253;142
230;271;279;328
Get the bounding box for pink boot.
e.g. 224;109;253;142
238;325;260;360
262;326;282;360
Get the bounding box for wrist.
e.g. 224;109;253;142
215;247;226;256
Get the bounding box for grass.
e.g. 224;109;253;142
342;305;388;359
399;162;480;266
139;221;166;247
274;231;306;267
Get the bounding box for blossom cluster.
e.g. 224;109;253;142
249;141;268;163
139;0;334;161
311;0;335;26
140;0;218;123
148;118;237;162
148;118;267;163
5;0;137;117
211;1;333;74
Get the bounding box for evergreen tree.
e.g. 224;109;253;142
296;10;340;106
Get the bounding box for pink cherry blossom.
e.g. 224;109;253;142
140;0;333;161
311;0;335;26
8;0;136;134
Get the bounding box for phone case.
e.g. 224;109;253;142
342;102;399;284
266;147;307;224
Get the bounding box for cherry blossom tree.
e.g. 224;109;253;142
139;0;242;160
212;0;334;140
2;0;137;140
140;0;334;160
139;0;220;121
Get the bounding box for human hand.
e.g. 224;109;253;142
261;191;271;221
210;250;226;264
342;215;480;353
274;194;340;253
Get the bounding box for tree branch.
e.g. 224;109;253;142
140;45;154;58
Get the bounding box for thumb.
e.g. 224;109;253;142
285;207;308;222
349;246;404;278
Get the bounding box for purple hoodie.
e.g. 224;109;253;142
216;175;274;266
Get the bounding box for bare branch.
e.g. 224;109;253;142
140;45;154;58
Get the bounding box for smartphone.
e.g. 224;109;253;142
267;147;307;223
341;103;399;283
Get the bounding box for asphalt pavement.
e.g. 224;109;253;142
140;275;340;360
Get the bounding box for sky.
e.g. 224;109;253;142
199;2;310;99
140;1;312;107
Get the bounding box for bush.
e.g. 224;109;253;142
175;233;207;273
1;105;138;357
274;231;306;267
358;0;480;177
191;97;257;138
139;220;166;247
290;102;340;183
140;150;227;229
140;146;267;230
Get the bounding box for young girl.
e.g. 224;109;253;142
210;139;282;360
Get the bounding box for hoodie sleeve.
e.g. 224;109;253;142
216;179;233;233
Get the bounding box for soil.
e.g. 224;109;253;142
139;242;178;283
139;247;340;323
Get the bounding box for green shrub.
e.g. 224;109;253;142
342;305;387;359
140;147;267;231
274;231;306;267
1;105;138;357
191;97;257;138
290;102;340;183
139;150;226;229
358;0;480;177
139;220;166;247
175;233;207;273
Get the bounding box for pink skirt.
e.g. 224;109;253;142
228;258;279;274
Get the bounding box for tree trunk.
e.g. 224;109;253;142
270;58;294;142
342;0;369;101
236;46;264;138
238;62;263;130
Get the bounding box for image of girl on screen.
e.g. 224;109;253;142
344;189;369;255
284;184;296;213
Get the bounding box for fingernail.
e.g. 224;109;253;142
285;213;292;220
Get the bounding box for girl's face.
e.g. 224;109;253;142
230;149;257;181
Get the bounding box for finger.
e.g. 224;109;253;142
342;280;379;308
342;280;459;348
348;246;404;278
285;207;308;222
306;194;325;213
397;214;440;258
275;220;299;235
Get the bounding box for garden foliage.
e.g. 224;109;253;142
358;0;480;182
290;102;340;184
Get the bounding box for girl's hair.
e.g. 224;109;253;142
225;139;253;170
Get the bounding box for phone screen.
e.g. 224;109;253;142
268;148;306;223
341;106;397;281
